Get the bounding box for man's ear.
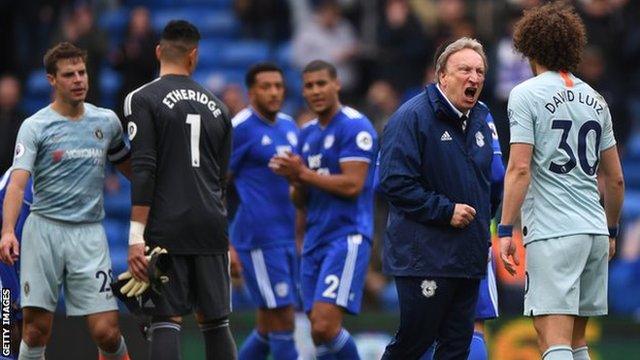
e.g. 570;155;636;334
155;44;162;61
46;73;55;87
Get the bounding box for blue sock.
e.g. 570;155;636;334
468;331;488;360
316;328;360;360
239;330;269;360
269;330;299;360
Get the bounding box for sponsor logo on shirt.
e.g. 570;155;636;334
52;148;104;165
441;131;452;141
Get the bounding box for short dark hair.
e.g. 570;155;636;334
245;62;284;88
512;2;586;73
43;42;87;75
162;19;201;43
159;20;201;60
302;60;337;79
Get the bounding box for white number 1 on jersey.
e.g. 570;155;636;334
186;114;201;167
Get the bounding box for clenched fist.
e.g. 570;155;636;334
450;204;476;228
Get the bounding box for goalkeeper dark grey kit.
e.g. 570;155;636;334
124;74;232;254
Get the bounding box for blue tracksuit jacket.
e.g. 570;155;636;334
378;84;501;278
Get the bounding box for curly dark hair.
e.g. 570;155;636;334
512;2;587;73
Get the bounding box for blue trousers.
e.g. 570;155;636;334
382;276;480;360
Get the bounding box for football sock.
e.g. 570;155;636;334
468;331;488;360
542;345;573;360
316;328;360;360
269;330;298;360
18;341;45;360
149;321;182;360
239;329;269;360
200;318;237;360
98;335;128;359
572;346;590;360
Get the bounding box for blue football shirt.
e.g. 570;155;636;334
229;108;299;250
297;106;377;254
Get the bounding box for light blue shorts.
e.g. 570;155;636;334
20;213;118;316
524;234;608;317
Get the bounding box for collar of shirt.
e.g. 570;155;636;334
250;107;276;126
435;84;470;130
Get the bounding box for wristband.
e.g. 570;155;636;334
129;221;146;246
497;224;513;238
608;226;619;239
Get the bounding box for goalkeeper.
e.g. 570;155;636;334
122;20;236;360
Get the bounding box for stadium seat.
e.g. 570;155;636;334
97;7;129;40
622;190;640;220
26;70;49;97
22;96;49;116
623;162;640;189
193;68;245;94
152;8;240;38
275;41;293;67
197;39;230;68
218;41;271;68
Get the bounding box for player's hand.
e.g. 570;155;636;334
608;237;616;261
450;204;476;228
500;236;520;277
269;153;305;182
0;232;20;266
128;243;148;282
229;245;242;280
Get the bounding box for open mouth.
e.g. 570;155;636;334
464;87;477;99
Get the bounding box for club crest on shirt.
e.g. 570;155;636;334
127;122;138;141
23;281;30;297
287;131;298;147
356;131;373;151
324;135;335;149
420;279;437;298
94;128;104;140
475;131;485;147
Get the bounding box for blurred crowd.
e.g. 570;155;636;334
1;0;639;319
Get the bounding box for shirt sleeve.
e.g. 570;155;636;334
229;122;251;175
125;93;157;206
219;113;232;201
338;118;377;163
599;105;616;151
106;111;130;164
11;119;39;174
485;111;505;217
508;86;535;145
